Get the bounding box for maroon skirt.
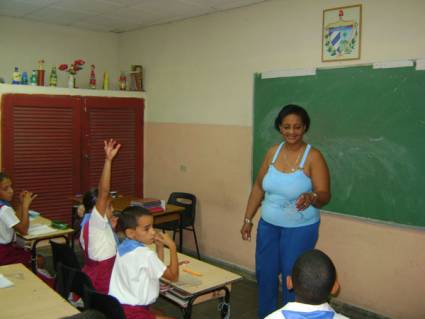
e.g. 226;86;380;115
0;243;31;266
121;304;155;319
82;255;116;294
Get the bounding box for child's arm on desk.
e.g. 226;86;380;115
155;232;179;282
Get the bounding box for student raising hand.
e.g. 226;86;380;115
96;139;121;217
104;138;121;161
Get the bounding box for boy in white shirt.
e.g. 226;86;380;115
265;249;349;319
109;206;179;319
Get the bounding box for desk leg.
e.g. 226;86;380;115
219;286;231;319
30;240;38;273
179;215;183;253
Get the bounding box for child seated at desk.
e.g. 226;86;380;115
0;172;52;279
109;206;179;319
80;139;121;294
265;249;348;319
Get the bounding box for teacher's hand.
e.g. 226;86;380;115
240;222;253;241
295;192;316;211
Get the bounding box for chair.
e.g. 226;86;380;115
50;240;81;271
84;286;126;319
56;262;94;308
156;192;201;259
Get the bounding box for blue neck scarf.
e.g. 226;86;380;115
282;310;335;319
118;238;144;257
0;199;11;207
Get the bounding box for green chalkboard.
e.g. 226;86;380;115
253;65;425;227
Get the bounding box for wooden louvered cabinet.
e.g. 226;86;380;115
1;94;144;224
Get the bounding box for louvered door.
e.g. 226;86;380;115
1;94;81;223
81;97;144;197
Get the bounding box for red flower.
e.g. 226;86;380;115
74;59;85;66
58;64;68;71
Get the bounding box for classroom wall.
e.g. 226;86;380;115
118;0;425;318
0;17;120;89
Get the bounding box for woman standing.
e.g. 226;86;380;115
241;104;331;318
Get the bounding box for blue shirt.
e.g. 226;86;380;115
261;143;319;228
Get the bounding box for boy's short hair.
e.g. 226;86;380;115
0;172;10;183
292;249;336;305
117;205;151;232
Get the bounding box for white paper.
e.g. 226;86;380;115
28;224;56;235
0;274;14;288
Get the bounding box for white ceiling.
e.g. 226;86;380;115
0;0;267;33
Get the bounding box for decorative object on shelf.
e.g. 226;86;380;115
12;67;21;84
119;71;127;90
49;66;57;87
21;71;28;85
89;64;96;89
130;65;143;91
322;4;362;62
30;70;37;86
37;59;45;86
102;72;109;90
58;59;85;88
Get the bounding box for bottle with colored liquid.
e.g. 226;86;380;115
30;70;37;86
103;72;109;90
21;71;29;85
119;72;127;90
12;67;21;84
49;66;57;87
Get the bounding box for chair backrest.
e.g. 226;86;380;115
50;240;81;271
167;192;197;227
84;287;126;319
56;262;94;306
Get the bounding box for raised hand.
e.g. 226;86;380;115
155;231;176;249
104;139;121;161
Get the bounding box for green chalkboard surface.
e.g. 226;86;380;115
253;65;425;227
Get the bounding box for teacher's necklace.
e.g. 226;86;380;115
283;144;305;172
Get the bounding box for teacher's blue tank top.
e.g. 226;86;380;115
261;143;320;228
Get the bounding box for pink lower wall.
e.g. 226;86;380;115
145;122;425;319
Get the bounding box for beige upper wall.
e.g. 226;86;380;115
118;0;425;125
0;17;120;89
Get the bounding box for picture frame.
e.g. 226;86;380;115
322;4;362;62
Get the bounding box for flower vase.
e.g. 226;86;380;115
68;74;76;88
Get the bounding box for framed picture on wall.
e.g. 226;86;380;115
322;4;362;62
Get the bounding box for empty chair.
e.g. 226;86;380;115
56;262;94;309
84;287;126;319
50;240;81;271
156;192;201;259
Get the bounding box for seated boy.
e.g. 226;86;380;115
109;206;179;319
265;249;349;319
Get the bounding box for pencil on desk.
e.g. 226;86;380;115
182;268;202;276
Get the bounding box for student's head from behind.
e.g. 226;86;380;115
118;206;155;245
0;172;13;202
288;249;339;305
83;187;98;213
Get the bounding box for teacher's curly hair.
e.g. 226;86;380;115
274;104;311;133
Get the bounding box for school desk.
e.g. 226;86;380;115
157;246;242;319
17;215;74;273
0;263;79;318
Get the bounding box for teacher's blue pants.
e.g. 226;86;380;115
255;218;319;318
